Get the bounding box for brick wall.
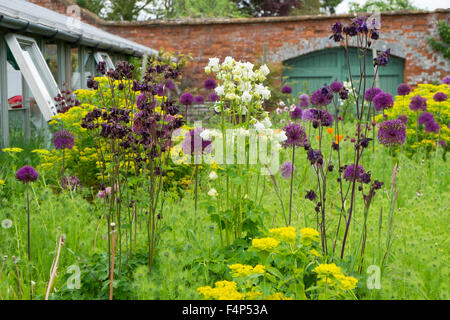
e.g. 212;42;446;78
28;0;450;88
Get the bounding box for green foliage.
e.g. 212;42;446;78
321;0;343;14
349;0;417;13
156;0;246;19
428;21;450;59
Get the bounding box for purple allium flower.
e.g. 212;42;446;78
204;78;217;90
207;93;220;102
397;83;411;96
377;120;406;146
311;88;333;107
418;112;435;126
299;94;309;107
439;140;447;148
301;108;316;121
181;128;212;155
424;121;439;133
194;95;205;104
290;106;303;120
280;161;295;179
364;87;382;102
16;166;39;183
397;115;408;124
282;85;292;94
409;95;427;111
282;124;308;148
373;92;394;111
433;92;448;102
54;130;75;150
330;81;343;93
180;93;194;105
374;48;391;67
343;165;365;182
443;76;450;85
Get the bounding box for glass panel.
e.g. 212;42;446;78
70;47;80;90
44;42;58;84
7;60;25;143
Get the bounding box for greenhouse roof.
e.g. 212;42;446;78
0;0;157;57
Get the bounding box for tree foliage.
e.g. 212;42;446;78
429;21;450;59
349;0;417;13
232;0;302;17
154;0;246;19
320;0;343;14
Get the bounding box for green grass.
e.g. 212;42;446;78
0;130;448;300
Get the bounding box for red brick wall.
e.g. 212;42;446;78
28;0;450;88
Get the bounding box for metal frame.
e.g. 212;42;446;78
94;51;115;70
5;33;59;121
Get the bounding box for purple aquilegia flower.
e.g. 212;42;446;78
397;115;408;124
204;78;217;90
282;85;292;94
305;190;317;201
443;76;450;85
330;81;343;93
181;128;212;155
290;106;303;120
180;93;194;105
280;161;295;179
16;166;39;183
299;94;309;107
374;49;390;67
373;92;394;111
194;95;205;104
165;79;175;91
397;83;411;96
364;87;382;102
343;165;365;182
307;149;323;166
433;92;448;102
54;130;75;150
282;124;308;148
409;95;427;111
208;93;220;102
377;119;406;146
330;22;344;42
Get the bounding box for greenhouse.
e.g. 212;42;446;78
0;0;156;147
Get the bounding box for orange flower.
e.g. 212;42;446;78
334;134;343;144
316;135;320;141
327;128;334;134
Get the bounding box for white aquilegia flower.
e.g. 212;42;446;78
242;91;252;103
259;64;270;76
200;129;213;141
1;219;13;229
262;117;272;129
254;121;265;133
208;188;218;197
209;171;218;180
215;85;225;96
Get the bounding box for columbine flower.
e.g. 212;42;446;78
180;93;194;105
373;92;394;111
433;92;448;102
1;219;12;229
282;124;308;148
343;165;365;182
280;161;295;179
53;130;75;150
397;83;411;96
204;78;217;90
16;166;39;183
374;48;390;66
364;87;382;101
377;119;406;146
409;95;427;111
209;171;218;180
207;188;218;197
299;94;309;107
305;190;317;201
281;85;292;94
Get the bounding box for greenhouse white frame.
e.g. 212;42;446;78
0;0;157;147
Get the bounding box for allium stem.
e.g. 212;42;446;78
110;224;116;300
288;146;295;225
45;235;64;300
26;184;31;261
195;163;198;213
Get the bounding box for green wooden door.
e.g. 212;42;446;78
283;47;404;98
